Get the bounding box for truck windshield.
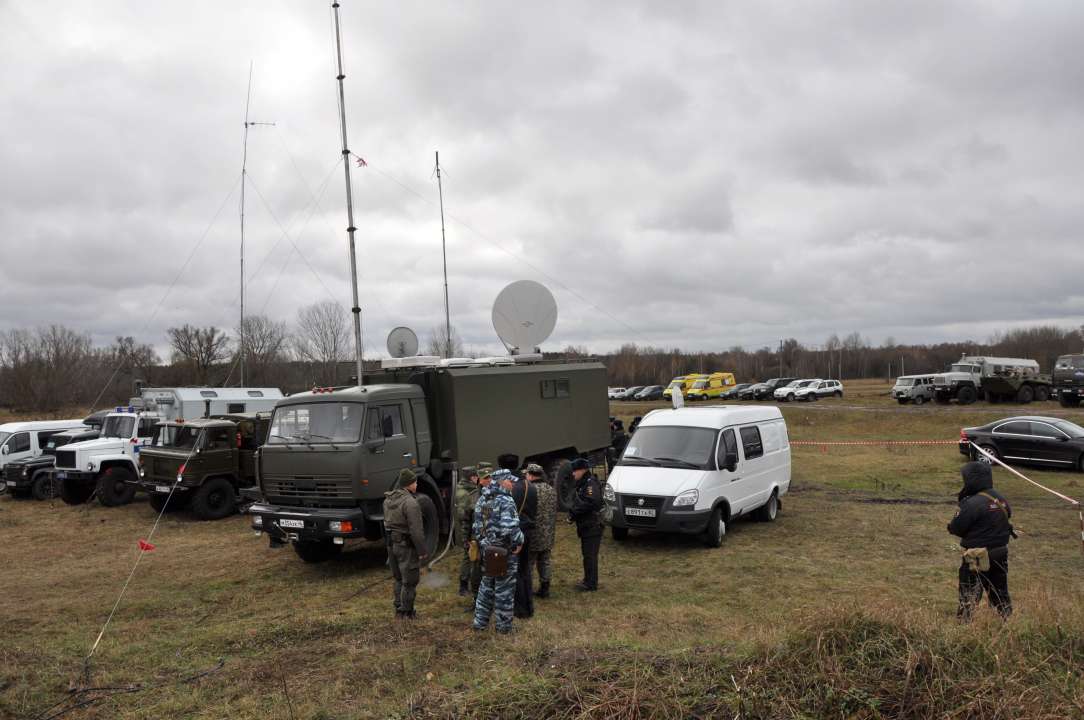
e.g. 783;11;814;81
101;416;136;439
268;403;366;444
153;424;180;447
621;426;717;469
171;426;206;450
895;379;913;386
45;435;73;453
1055;357;1084;370
1051;420;1084;439
950;365;978;373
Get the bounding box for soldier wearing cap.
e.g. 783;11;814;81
383;468;428;619
455;466;483;599
566;457;603;591
472;469;524;634
526;463;557;598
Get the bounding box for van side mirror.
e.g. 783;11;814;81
0;446;7;455
724;452;737;472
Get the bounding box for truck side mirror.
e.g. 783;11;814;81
724;452;737;472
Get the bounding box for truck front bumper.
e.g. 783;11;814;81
1056;387;1083;397
53;470;95;484
248;503;368;541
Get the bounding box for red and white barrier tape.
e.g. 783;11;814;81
792;440;960;445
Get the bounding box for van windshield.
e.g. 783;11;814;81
692;380;709;389
621;426;716;469
895;378;913;386
667;381;683;389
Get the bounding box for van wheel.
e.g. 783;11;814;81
1035;385;1051;402
1015;385;1034;404
611;526;629;541
551;459;575;512
31;472;62;501
59;480;95;506
96;468;137;507
292;538;343;563
833;391;843;399
913;395;925;406
191;478;237;521
756;492;779;522
705;507;726;548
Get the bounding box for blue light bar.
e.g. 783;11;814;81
128;406;134;413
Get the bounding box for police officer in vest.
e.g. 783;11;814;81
566;457;603;591
472;469;524;634
948;461;1015;620
383;468;428;620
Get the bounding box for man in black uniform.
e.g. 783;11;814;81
948;461;1015;621
608;419;630;471
501;453;537;618
566;457;602;591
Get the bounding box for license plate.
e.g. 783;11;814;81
155;486;170;493
5;481;14;487
625;507;656;517
278;518;305;529
56;473;67;479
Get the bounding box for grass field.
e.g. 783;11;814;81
3;400;1084;718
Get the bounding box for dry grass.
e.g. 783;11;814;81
2;403;1084;718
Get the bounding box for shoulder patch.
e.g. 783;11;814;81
988;503;1000;512
587;487;594;494
954;507;961;517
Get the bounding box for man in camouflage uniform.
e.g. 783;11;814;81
472;469;524;634
383;468;428;619
455;466;482;598
527;463;557;598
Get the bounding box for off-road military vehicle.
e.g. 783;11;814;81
131;413;270;518
2;412;106;499
248;359;610;564
932;354;1040;405
53;388;283;507
981;368;1052;404
1053;354;1084;408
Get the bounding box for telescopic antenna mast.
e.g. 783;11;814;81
332;1;365;385
435;151;450;352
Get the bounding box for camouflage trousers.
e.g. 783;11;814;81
529;548;552;584
459;546;482;595
389;542;420;613
474;554;518;632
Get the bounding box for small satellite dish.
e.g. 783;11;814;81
386;327;419;358
492;281;558;354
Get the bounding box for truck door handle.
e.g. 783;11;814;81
403;453;412;458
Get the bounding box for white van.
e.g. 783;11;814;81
0;420;87;470
604;405;790;546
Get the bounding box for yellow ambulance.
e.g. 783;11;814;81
662;375;702;400
686;372;737;401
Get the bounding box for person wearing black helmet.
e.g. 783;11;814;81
948;461;1016;621
566;457;603;591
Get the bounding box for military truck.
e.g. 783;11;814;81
2;414;105;500
981;368;1052;404
130;413;270;519
932;354;1040;405
54;388;283;507
1053;353;1084;408
248;359;610;564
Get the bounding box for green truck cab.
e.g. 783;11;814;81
130;413;270;520
248;360;610;564
1054;354;1084;408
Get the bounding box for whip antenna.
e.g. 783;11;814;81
435;151;451;354
332;1;365;385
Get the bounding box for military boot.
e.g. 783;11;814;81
403;609;418;620
536;582;550;599
459;580;471;597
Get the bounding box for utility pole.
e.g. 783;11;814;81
332;1;364;386
779;340;783;378
434;152;451;356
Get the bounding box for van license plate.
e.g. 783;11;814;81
56;473;67;479
155;486;170;493
278;519;305;529
5;481;15;487
625;508;656;517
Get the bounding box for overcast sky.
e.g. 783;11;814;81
2;1;1083;361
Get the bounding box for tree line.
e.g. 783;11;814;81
2;315;1081;414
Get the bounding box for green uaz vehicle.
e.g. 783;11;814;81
248;360;610;563
131;413;270;519
1054;354;1084;408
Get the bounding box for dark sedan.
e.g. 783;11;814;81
616;386;645;401
719;383;752;400
960;416;1084;472
634;385;666;401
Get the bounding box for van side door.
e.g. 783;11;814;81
713;427;747;512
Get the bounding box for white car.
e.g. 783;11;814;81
794;379;844;402
606;405;790;547
773;379;819;402
608;387;628;400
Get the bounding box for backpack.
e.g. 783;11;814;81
595;482;614;528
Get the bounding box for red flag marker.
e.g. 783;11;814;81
823;445;827;452
139;540;155;551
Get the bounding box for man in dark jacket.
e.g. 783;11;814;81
383;468;428;620
608;420;630;470
566;457;602;591
948;461;1014;620
504;453;538;618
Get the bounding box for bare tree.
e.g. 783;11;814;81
0;325;95;412
425;322;464;359
165;324;230;385
102;336;160;391
229;315;291;386
293;299;350;387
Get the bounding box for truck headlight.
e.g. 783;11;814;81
603;483;615;502
251;514;263;527
329;521;352;532
139;468;145;477
674;489;698;507
87;462;94;471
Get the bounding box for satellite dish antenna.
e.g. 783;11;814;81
386;327;419;358
492;281;558;354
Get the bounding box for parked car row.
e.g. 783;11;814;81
611;376;845;403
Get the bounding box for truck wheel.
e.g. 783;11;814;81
416;494;440;561
935;393;950;405
957;386;977;405
96;468;137;507
550;459;575;512
611;526;629;540
1060;394;1081;409
59;479;95;506
987;392;1001;404
191;478;236;521
292;538;343;563
1015;385;1034;404
1035;385;1051;402
31;472;62;501
755;492;779;523
897;398;908;405
913;395;925;405
705;506;726;548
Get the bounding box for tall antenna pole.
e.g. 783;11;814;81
332;1;364;386
435;151;450;355
239;62;252;388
